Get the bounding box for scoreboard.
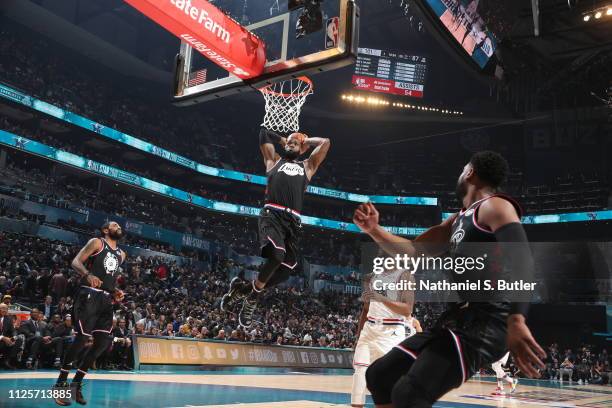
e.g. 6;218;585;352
351;48;427;98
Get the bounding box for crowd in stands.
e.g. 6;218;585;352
0;154;364;266
540;343;610;385
0;228;609;382
0;230;365;371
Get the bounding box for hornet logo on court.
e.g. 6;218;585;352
103;252;119;275
278;163;304;177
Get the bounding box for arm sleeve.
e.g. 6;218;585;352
494;222;534;316
259;128;282;146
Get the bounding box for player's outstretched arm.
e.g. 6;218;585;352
259;128;285;171
304;136;330;179
71;238;103;288
353;202;456;257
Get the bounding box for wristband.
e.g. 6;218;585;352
259;128;282;145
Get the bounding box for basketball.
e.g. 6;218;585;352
288;132;307;144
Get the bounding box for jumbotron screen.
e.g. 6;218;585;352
351;48;427;98
423;0;497;69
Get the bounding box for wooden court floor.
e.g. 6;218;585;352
0;369;610;407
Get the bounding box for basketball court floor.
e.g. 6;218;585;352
0;368;610;408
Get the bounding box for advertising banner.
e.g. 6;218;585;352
124;0;266;78
134;336;353;369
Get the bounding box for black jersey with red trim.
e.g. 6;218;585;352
265;158;309;212
83;238;123;292
448;194;522;303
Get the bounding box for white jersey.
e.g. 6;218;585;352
352;270;411;406
365;269;409;322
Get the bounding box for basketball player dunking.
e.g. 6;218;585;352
221;128;330;327
353;151;546;408
351;271;422;407
54;221;126;406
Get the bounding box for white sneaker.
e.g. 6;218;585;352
578;379;583;385
511;379;518;393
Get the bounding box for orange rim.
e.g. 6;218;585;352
259;76;313;98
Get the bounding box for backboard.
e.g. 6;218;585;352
173;0;359;106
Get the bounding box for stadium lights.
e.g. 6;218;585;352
340;94;464;115
582;5;612;22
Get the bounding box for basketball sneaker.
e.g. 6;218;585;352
511;378;518;393
493;386;505;395
220;277;251;312
53;381;71;406
239;291;260;328
71;382;86;405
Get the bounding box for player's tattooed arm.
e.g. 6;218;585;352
353;202;456;257
71;238;102;288
304;137;330;179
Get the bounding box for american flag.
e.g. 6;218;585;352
188;69;207;87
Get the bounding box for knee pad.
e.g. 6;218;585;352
391;380;433;408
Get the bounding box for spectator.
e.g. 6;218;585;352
161;323;175;337
215;329;226;340
49;270;67;303
559;357;574;383
40;295;55;320
51;314;74;368
111;319;132;370
0;303;20;368
19;308;49;369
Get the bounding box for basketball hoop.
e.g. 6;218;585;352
259;76;313;134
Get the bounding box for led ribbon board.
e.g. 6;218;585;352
0;129;427;236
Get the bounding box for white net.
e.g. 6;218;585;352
259;77;313;134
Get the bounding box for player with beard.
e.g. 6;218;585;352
353;151;545;408
221;128;330;327
54;221;126;406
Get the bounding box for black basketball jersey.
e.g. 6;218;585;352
449;194;522;303
85;238;123;292
265;158;309;212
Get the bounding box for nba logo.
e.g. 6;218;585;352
325;17;339;49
